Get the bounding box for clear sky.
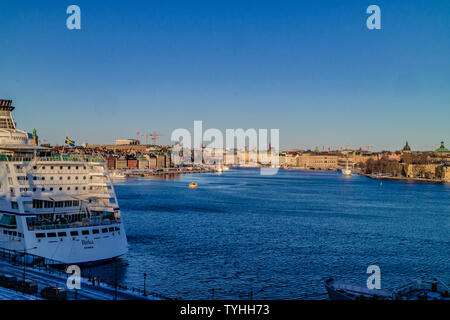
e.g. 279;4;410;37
0;0;448;151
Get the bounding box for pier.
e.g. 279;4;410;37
0;250;169;300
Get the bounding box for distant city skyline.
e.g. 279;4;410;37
0;0;449;151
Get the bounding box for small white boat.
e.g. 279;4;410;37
110;170;126;179
341;159;352;176
341;168;352;176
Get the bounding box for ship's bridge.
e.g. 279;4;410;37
0;99;30;146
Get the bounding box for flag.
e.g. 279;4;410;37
65;137;75;147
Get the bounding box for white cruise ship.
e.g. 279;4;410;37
0;99;127;265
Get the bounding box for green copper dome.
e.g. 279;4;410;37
435;141;449;152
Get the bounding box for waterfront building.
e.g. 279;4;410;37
127;158;138;169
106;155;116;169
115;139;139;145
298;153;339;170
280;152;300;167
137;156;149;169
116;157;128;169
436;164;450;181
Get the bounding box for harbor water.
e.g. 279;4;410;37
86;168;450;299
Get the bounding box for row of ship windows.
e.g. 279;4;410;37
18;176;94;181
32;199;80;208
35;227;120;238
19;186;95;192
21;165;90;171
2;230;23;237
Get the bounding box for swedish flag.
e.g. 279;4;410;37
65;137;75;147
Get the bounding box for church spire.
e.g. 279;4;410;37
402;140;411;152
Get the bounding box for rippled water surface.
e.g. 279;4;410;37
87;168;450;299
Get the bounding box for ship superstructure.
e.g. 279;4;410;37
0;99;127;264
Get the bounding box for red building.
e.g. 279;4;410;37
127;159;138;169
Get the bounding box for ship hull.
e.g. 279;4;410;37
0;222;128;265
28;226;128;265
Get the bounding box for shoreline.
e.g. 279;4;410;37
113;166;449;184
280;167;339;172
358;173;449;184
112;168;218;178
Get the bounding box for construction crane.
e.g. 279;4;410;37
141;132;151;145
138;131;165;145
136;131;140;144
150;132;165;145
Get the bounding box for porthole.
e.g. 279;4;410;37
32;188;36;192
75;187;78;190
59;187;62;191
60;166;63;170
59;177;63;180
75;176;78;180
67;187;71;190
50;187;54;191
41;188;45;191
67;176;71;180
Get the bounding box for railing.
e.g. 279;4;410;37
27;218;121;231
0;154;105;163
0;247;172;300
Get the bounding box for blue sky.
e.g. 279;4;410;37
0;0;449;150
